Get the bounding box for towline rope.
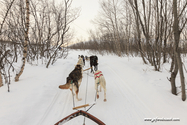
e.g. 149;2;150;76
69;66;100;125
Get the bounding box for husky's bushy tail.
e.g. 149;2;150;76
59;83;70;89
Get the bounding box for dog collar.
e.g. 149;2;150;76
70;80;73;84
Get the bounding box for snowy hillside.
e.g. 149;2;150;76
0;50;187;125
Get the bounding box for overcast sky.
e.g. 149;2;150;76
70;0;100;42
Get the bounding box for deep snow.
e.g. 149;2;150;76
0;50;187;125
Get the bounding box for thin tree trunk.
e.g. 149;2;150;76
170;55;178;95
173;0;186;101
15;0;30;81
170;52;175;72
115;37;121;57
14;43;18;62
175;52;186;100
0;0;15;35
138;39;147;64
129;0;147;64
163;39;167;63
0;72;3;87
110;0;121;57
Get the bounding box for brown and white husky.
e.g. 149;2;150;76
59;64;83;101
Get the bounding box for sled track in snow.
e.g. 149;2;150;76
106;65;154;113
37;90;71;125
106;64;165;125
37;91;61;125
37;67;90;125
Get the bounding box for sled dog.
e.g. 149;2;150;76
77;56;84;68
85;56;89;61
90;55;98;73
81;55;85;66
94;70;106;102
59;64;83;101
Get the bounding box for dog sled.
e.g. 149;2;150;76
54;109;105;125
55;97;106;125
56;57;105;125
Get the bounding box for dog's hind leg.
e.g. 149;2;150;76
97;91;99;99
78;78;82;87
76;90;82;101
99;85;102;92
95;83;99;99
103;85;107;102
70;88;75;96
103;89;107;102
74;86;82;101
96;90;99;99
101;78;107;102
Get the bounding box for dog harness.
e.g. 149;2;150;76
94;71;103;79
94;71;103;84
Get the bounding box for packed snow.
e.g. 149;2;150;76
0;49;187;125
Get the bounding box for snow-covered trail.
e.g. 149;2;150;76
1;50;187;125
37;51;163;125
38;59;155;125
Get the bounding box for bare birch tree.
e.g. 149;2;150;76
15;0;30;81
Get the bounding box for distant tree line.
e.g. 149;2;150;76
70;36;187;57
70;0;187;101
